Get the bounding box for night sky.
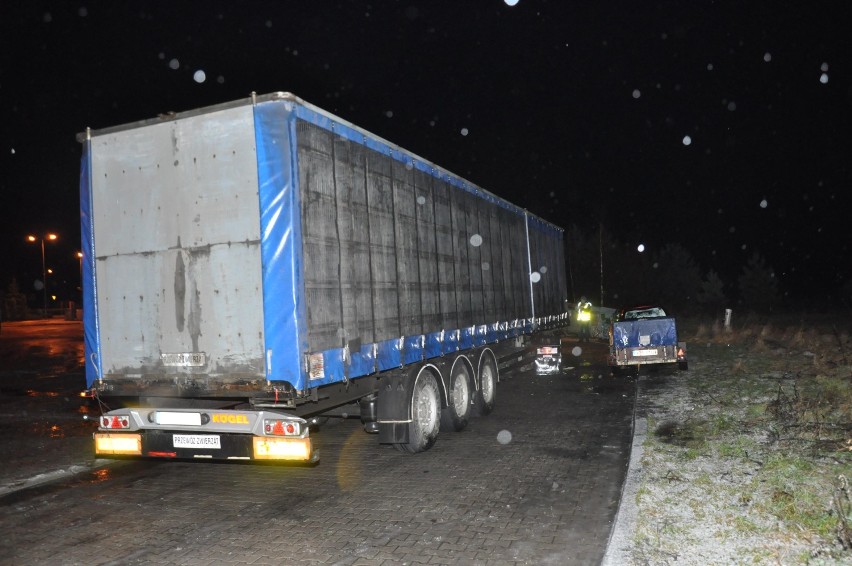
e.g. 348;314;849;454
1;1;850;308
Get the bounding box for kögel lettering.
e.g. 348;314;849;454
211;414;249;425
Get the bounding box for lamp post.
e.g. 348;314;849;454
77;251;83;291
26;233;58;318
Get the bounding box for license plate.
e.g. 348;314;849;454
161;352;206;367
173;434;221;449
632;349;659;357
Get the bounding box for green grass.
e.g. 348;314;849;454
716;436;758;459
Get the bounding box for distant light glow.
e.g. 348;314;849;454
193;70;206;83
78;7;88;17
540;266;548;273
707;63;714;71
169;58;180;70
759;199;768;208
460;127;469;136
385;110;394;118
10;148;14;155
727;101;736;111
821;62;829;72
504;0;519;5
632;89;641;99
763;52;772;62
637;244;645;253
652;262;659;269
469;234;483;247
497;430;513;444
530;271;541;283
571;346;582;357
682;135;692;146
416;196;426;205
820;73;829;84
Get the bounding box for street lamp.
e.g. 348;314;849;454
26;233;58;318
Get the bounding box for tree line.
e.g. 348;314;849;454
563;224;780;315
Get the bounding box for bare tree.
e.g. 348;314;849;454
738;252;780;313
651;243;702;313
697;270;727;315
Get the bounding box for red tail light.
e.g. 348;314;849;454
263;419;301;436
100;415;130;429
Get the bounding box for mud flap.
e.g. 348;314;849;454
377;371;411;444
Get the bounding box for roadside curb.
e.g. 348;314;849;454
602;376;646;566
0;460;110;499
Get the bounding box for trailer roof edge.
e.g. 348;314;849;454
77;91;564;232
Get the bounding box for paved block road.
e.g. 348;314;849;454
0;323;634;565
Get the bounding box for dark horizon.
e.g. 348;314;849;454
2;1;850;311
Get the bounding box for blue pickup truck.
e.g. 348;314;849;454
608;306;687;374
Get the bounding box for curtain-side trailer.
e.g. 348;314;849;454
79;92;568;463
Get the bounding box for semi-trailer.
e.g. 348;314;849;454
79;92;568;463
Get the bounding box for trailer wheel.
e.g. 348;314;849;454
395;370;441;454
307;416;329;432
440;362;472;432
474;354;497;416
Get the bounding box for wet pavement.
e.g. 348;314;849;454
0;320;104;494
0;321;636;565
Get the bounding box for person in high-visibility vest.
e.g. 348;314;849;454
576;297;592;342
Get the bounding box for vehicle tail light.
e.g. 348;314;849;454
263;419;301;436
100;415;131;429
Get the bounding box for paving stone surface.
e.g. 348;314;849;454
0;321;634;565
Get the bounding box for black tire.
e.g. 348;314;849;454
394;370;441;454
474;354;497;416
440;361;472;432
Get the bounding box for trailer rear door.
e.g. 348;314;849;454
89;105;266;383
